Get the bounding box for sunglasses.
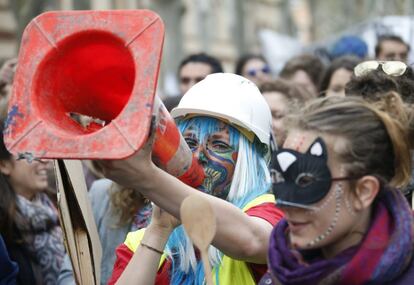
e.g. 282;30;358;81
354;60;407;77
247;65;271;77
180;76;205;85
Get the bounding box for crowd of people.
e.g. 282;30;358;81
1;29;414;285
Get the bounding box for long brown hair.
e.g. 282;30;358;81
0;123;18;243
260;78;314;103
287;95;412;189
109;183;149;226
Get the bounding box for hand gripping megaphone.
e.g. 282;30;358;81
4;10;204;186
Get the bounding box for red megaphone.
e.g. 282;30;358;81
4;10;204;187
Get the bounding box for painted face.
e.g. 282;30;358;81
272;130;360;251
0;155;49;199
182;119;238;200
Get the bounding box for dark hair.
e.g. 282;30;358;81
375;35;410;57
178;53;223;75
163;95;182;112
235;54;268;76
0;122;17;244
345;66;414;103
280;54;325;92
0;124;11;161
319;56;361;95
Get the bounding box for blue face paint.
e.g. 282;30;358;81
199;144;238;199
179;116;239;200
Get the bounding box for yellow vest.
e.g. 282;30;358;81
124;194;275;285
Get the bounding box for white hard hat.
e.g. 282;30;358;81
171;73;272;146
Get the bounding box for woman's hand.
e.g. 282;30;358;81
96;122;156;189
115;205;178;285
148;204;181;235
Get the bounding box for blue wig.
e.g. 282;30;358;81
165;116;271;285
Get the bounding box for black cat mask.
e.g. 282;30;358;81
271;137;333;208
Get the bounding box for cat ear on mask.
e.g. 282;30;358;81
306;137;328;160
275;151;297;173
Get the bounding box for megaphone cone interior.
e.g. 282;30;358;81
34;31;135;134
5;10;164;159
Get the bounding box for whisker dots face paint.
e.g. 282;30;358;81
307;182;343;247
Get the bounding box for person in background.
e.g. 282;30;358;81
82;160;104;190
235;54;272;86
346;60;414;104
330;35;368;60
0;123;65;285
345;60;414;205
163;53;223;111
375;34;410;63
58;179;152;285
261;96;414;285
279;54;324;98
260;79;312;147
319;56;361;97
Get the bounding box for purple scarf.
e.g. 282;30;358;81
263;189;414;285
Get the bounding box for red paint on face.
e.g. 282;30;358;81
232;152;238;161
